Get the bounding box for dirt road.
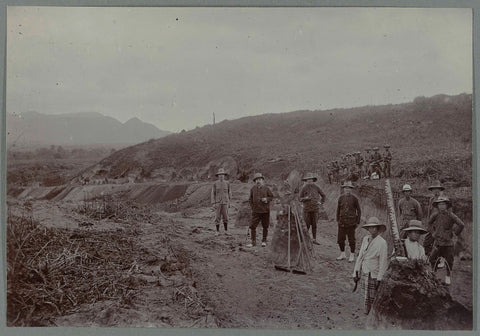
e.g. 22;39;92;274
9;179;472;329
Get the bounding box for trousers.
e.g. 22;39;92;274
250;212;270;244
304;210;318;240
337;225;356;253
214;204;228;225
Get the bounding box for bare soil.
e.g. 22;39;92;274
8;186;472;329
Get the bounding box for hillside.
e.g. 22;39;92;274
6;111;171;148
86;93;472;184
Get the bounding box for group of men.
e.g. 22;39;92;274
210;168;466;314
396;181;465;285
326;145;392;183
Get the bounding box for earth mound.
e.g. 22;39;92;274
366;259;472;330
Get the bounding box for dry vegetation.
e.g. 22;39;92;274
6;199;210;327
6;212;141;326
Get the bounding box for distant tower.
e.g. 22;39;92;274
213;112;215;125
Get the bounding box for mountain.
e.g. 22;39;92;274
6;111;171;148
82;93;472;183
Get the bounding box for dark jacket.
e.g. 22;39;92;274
336;194;361;227
428;210;464;247
299;183;326;212
249;185;274;214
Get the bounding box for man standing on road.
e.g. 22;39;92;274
211;168;232;235
352;217;388;315
397;184;423;239
355;151;364;178
299;172;326;245
336;181;362;262
383;145;392;178
364;148;372;177
247;173;274;247
424;180;445;256
371;147;383;178
428;196;465;285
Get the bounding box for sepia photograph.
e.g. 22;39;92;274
3;5;475;331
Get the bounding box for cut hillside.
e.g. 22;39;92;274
84;93;472;183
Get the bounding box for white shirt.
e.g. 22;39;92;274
353;235;388;280
404;238;428;261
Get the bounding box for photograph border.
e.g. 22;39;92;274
0;0;478;335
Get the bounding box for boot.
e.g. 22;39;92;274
348;253;355;262
336;251;346;260
445;275;451;285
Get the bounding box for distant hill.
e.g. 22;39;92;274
6;111;171;148
82;93;472;184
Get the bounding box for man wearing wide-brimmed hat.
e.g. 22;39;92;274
299;172;326;245
336;181;361;262
211;168;232;235
352;217;388;315
424;180;445;256
397;184;423;239
402;220;428;261
247;173;274;247
427;196;465;285
427;180;445;219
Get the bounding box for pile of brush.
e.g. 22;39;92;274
77;196;160;223
6;213;145;326
366;258;472;330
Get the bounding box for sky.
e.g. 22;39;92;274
7;7;472;132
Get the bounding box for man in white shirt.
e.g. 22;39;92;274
402;220;428;261
352;217;389;315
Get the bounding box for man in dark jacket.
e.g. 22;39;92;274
336;181;361;262
299;172;326;245
248;173;274;247
428;196;464;285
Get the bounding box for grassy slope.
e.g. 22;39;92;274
98;93;472;182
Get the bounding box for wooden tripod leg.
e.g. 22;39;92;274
294;212;303;266
294;206;312;270
287;206;291;270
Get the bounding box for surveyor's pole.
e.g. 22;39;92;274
385;179;405;257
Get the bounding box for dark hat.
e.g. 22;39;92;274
302;172;318;182
362;217;386;232
428;180;445;191
215;168;227;176
433;196;452;208
402;220;428;233
253;172;265;181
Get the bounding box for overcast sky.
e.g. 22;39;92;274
7;7;472;132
